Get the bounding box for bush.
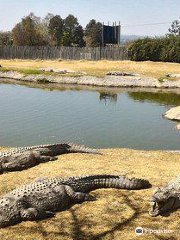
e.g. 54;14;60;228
128;36;180;63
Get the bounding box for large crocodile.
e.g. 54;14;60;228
0;174;151;228
149;176;180;216
0;143;100;173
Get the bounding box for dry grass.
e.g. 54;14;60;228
1;59;180;78
0;148;180;240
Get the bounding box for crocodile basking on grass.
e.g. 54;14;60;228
0;143;100;173
149;176;180;217
0;174;151;228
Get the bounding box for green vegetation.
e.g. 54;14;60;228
158;76;179;82
84;19;102;47
0;67;11;72
0;31;13;46
48;15;64;46
0;66;85;78
128;36;180;63
169;20;180;36
0;67;42;75
12;13;85;47
18;69;43;75
0;13;102;47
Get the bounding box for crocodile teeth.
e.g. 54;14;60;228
149;201;156;212
151;201;156;211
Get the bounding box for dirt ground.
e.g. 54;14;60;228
0;148;180;240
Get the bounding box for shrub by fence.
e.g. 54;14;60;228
0;45;128;61
128;36;180;63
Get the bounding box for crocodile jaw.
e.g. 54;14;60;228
149;201;162;216
149;197;176;217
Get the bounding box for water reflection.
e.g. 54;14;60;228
99;92;118;104
128;91;180;106
1;79;180;107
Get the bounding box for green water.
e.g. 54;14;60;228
0;82;180;150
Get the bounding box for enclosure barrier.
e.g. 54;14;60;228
0;45;128;61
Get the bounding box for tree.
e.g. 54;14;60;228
128;36;180;63
62;14;85;46
169;20;180;36
73;25;85;46
84;19;102;47
12;15;45;46
28;12;50;45
48;15;64;46
0;31;13;45
12;23;25;46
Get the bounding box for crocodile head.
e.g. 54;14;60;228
149;187;180;217
0;195;21;228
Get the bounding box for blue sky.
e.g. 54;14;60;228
0;0;179;36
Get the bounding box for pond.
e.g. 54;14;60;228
0;81;180;150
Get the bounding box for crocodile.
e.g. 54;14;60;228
0;174;151;228
0;143;101;173
149;176;180;216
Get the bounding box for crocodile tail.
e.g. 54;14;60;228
67;143;102;155
69;175;151;192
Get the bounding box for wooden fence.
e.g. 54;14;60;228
0;45;128;60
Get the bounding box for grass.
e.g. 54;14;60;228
0;148;180;240
158;76;179;82
0;67;43;75
0;66;83;78
1;59;180;78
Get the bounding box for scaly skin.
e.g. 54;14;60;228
0;174;151;228
149;176;180;217
0;143;101;173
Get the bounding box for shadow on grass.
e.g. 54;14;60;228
89;192;140;240
153;234;176;240
23;191;141;240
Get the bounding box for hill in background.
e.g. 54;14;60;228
121;34;147;42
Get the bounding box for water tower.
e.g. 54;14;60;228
102;22;121;46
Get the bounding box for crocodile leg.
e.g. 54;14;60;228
20;208;55;221
64;185;97;203
18;196;55;221
32;149;58;163
37;155;58;163
20;207;38;220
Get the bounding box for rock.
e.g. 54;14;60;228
106;71;140;77
53;69;68;74
54;69;86;75
164;106;180;131
39;68;54;72
165;74;180;78
176;124;180;130
39;68;86;75
39;68;68;74
164;106;180;121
